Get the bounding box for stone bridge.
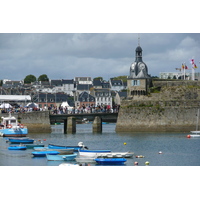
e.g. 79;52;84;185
50;112;118;133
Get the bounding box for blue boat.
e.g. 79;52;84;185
8;137;34;144
0;114;28;137
32;151;60;157
46;153;77;161
8;145;27;150
95;158;127;165
48;142;87;152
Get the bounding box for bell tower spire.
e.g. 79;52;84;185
138;33;140;46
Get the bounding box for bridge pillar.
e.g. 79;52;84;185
93;116;102;133
64;119;67;134
67;117;76;134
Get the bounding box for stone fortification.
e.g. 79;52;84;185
116;80;200;132
18;111;51;133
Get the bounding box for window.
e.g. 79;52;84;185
132;80;140;86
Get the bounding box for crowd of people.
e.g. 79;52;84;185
51;104;120;114
0;104;120;114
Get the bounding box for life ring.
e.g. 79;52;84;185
20;124;24;129
7;124;12;129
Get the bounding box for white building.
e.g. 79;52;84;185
92;89;112;107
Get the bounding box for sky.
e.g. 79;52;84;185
0;1;200;82
1;33;200;81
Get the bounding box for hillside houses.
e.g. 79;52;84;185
0;77;127;109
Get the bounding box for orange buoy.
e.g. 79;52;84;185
187;135;191;138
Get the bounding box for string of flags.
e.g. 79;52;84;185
182;58;198;69
190;59;198;69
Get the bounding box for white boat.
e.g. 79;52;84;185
0;113;28;137
75;156;97;163
96;151;134;158
189;109;200;137
78;149;111;157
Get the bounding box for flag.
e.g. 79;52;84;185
185;65;188;69
194;64;198;68
182;64;185;69
191;59;195;65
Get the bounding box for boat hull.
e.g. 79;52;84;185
95;158;127;165
79;149;111;157
34;147;74;155
8;146;27;150
97;152;134;158
75;157;96;163
0;128;28;137
189;134;200;137
48;144;82;152
46;153;77;161
32;151;60;157
8;137;34;144
25;144;45;149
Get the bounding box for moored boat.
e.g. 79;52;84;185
32;151;60;157
95;158;127;165
97;151;134;158
34;147;74;155
46;153;77;161
25;144;45;149
8;137;34;144
79;149;111;157
8;145;27;150
188;109;200;138
0;113;28;137
75;156;96;163
48;142;87;152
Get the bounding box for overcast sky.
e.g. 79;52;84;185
1;33;200;81
1;1;200;81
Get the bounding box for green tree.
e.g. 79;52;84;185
93;77;103;81
38;74;49;82
112;75;128;83
24;74;37;84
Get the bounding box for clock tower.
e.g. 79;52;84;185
127;44;151;96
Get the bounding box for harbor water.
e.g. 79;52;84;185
1;123;199;200
0;123;200;166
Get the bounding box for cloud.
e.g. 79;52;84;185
0;33;200;80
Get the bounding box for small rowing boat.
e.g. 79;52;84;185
46;153;77;161
8;145;27;150
95;158;127;165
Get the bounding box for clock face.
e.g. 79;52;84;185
140;63;145;70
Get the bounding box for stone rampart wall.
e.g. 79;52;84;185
18;111;51;133
116;81;200;132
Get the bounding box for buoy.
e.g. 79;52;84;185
145;161;150;165
187;135;191;138
43;139;46;141
158;151;162;154
136;155;144;158
124;142;127;145
134;161;138;165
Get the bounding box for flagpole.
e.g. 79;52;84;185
192;66;195;80
184;62;186;80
